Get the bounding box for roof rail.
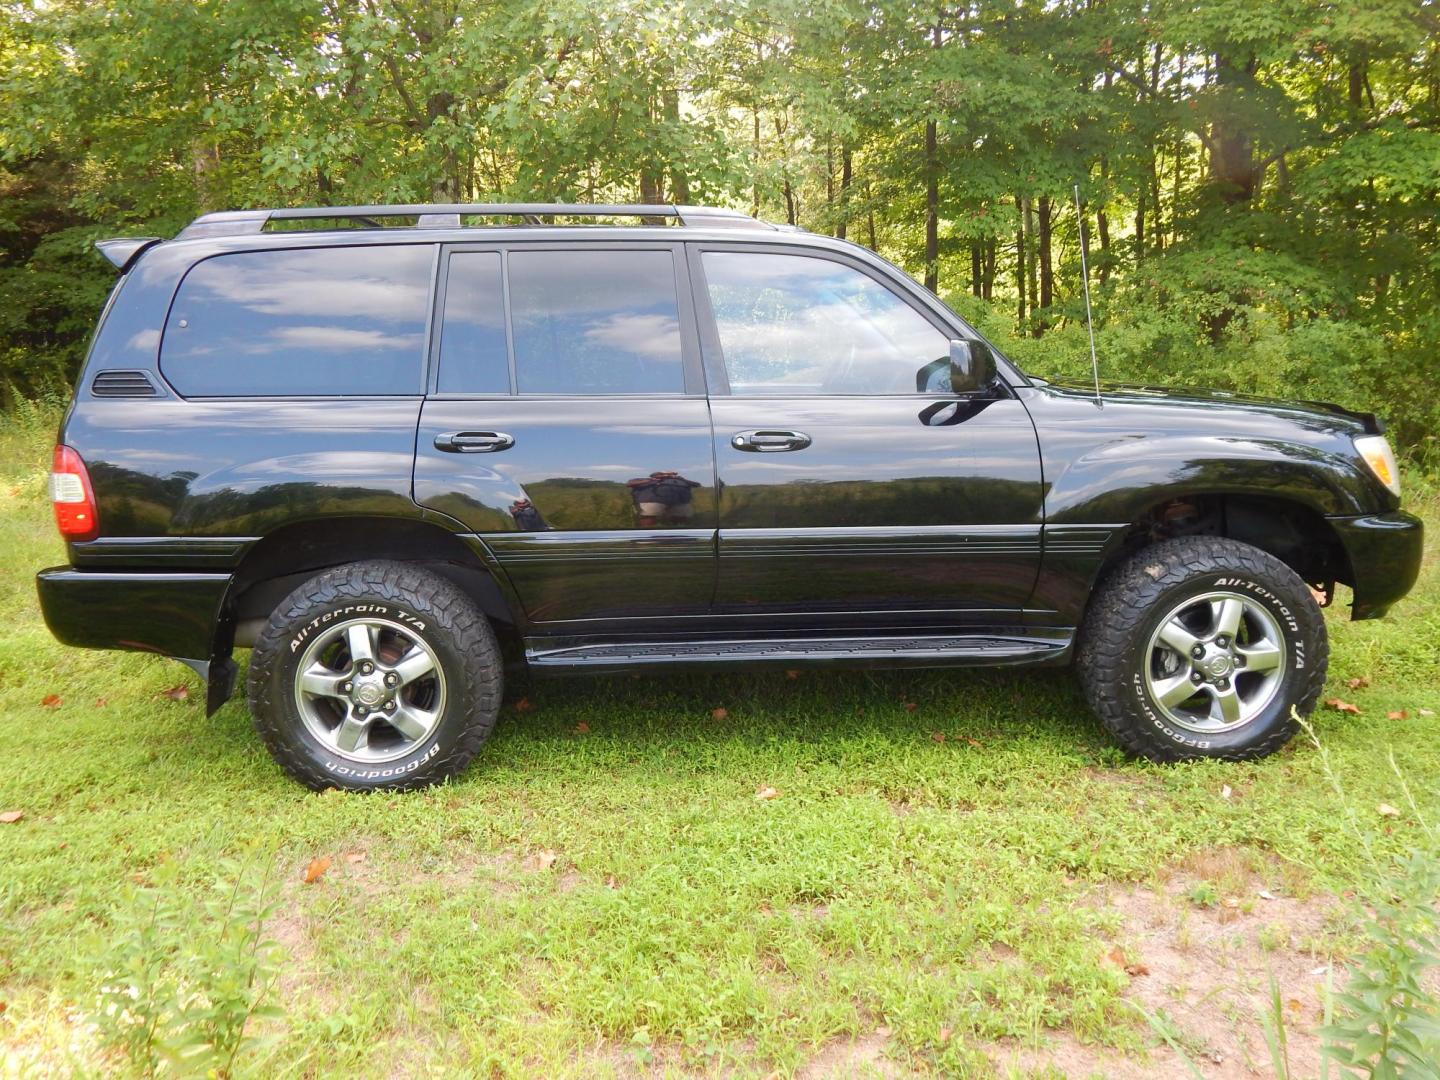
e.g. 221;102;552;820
174;203;772;240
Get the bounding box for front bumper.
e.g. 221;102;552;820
1328;511;1425;620
36;567;230;660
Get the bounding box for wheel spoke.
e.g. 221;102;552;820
1157;618;1201;657
386;702;435;742
335;712;369;752
391;645;436;687
1209;683;1244;724
1237;638;1283;673
1211;597;1244;640
346;623;375;666
299;664;346;699
1153;672;1200;709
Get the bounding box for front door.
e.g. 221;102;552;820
693;245;1044;625
414;243;716;628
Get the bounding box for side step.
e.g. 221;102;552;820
525;633;1072;673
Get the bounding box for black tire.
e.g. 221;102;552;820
1076;537;1328;762
246;561;502;791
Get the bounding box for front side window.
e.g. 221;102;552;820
702;251;952;396
508;249;685;394
161;245;432;396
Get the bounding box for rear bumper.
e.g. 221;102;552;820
35;567;230;660
1328;511;1425;620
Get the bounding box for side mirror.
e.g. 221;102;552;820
949;339;996;394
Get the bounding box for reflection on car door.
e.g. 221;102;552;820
694;245;1045;626
414;244;717;628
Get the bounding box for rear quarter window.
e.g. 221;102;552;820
160;245;433;396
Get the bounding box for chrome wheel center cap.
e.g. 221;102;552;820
353;679;384;706
1202;653;1234;678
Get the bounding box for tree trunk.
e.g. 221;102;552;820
663;87;689;204
1024;195;1037;329
1036;194;1053;336
983;237;995;300
837;146;852;239
1015;195;1027;331
924;120;939;292
971;240;982;299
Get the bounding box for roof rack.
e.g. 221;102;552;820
175;203;773;240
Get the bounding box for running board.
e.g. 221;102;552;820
525;633;1072;672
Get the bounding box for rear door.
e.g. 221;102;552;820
692;243;1044;625
413;242;717;628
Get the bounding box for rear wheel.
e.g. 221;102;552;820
1077;537;1328;762
247;561;502;791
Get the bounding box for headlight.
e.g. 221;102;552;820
1354;434;1401;498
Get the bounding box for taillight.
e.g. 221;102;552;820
49;445;100;542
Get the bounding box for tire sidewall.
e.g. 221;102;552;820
1126;570;1319;755
261;596;477;790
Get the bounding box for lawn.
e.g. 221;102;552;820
1;408;1437;1079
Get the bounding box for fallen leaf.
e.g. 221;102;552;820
605;875;619;889
344;852;365;865
40;694;61;709
302;855;332;884
1258;889;1278;901
574;721;590;734
93;697;108;708
1311;965;1330;976
966;738;982;748
0;1001;6;1016
1347;676;1371;690
1220;784;1233;799
1418;708;1435;717
1287;998;1303;1014
1125;962;1150;977
1387;710;1408;720
710;708;728;721
0;811;23;824
1105;946;1127;968
754;786;780;801
159;684;188;702
1223;897;1240;909
931;731;946;743
512;696;535;713
1377;803;1401;817
523;850;558;872
785;670;799;680
903;701;918;712
938;1025;952;1045
1325;698;1361;715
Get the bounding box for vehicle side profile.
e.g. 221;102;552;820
38;203;1423;790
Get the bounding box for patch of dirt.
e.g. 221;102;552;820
798;1029;901;1079
988;850;1344;1078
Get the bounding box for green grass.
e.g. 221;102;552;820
1;407;1437;1077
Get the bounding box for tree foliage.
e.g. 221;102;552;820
1;0;1436;445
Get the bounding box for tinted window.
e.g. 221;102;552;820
161;246;432;396
703;252;951;395
509;250;684;394
437;252;509;393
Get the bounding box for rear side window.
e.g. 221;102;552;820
161;246;432;396
437;252;509;394
508;250;684;395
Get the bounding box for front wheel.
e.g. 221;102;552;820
1076;537;1328;762
247;561;502;791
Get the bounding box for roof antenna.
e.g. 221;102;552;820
1073;182;1102;407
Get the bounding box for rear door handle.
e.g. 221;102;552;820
434;431;514;453
730;429;812;453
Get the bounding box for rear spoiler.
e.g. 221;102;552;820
1300;398;1385;435
95;237;162;272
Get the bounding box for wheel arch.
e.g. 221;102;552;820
223;516;522;648
1092;492;1353;601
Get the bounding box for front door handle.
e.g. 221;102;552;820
434;431;514;453
730;429;812;453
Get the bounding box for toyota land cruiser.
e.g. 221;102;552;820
37;203;1423;790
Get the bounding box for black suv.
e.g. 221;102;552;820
38;203;1422;790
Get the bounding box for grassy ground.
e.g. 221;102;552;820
1;407;1437;1078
